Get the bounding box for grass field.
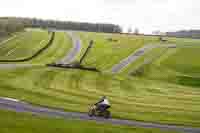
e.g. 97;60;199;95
159;47;200;75
0;33;14;42
120;46;168;74
0;31;200;130
0;110;175;133
27;32;72;64
0;30;72;64
167;36;200;45
132;46;200;87
0;30;50;60
0;67;200;127
78;32;165;71
119;36;200;76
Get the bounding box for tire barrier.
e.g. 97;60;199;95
47;63;100;72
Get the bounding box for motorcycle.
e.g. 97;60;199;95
88;104;111;119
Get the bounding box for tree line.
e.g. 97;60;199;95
166;30;200;39
0;17;122;35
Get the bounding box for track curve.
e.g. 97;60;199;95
111;44;200;73
56;31;82;64
0;97;199;133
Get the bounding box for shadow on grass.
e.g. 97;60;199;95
176;76;200;88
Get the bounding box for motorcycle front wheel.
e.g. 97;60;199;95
88;107;95;117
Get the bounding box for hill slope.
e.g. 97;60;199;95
0;30;200;129
0;66;200;127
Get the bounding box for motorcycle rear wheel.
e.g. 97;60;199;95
103;110;111;119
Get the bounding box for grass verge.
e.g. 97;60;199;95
0;109;175;133
0;30;50;60
0;67;199;127
28;32;72;64
78;32;163;71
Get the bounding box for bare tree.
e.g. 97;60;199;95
134;28;139;35
128;27;132;33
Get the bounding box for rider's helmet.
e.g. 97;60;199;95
102;96;106;100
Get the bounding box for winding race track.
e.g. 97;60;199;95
111;45;157;73
1;33;200;132
0;31;81;69
56;31;82;64
111;44;200;73
0;97;200;133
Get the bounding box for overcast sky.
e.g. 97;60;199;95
0;0;199;33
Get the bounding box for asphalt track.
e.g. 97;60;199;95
56;31;82;64
111;44;157;73
0;31;81;69
111;44;200;73
0;97;200;133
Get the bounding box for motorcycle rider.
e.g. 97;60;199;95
95;96;111;112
